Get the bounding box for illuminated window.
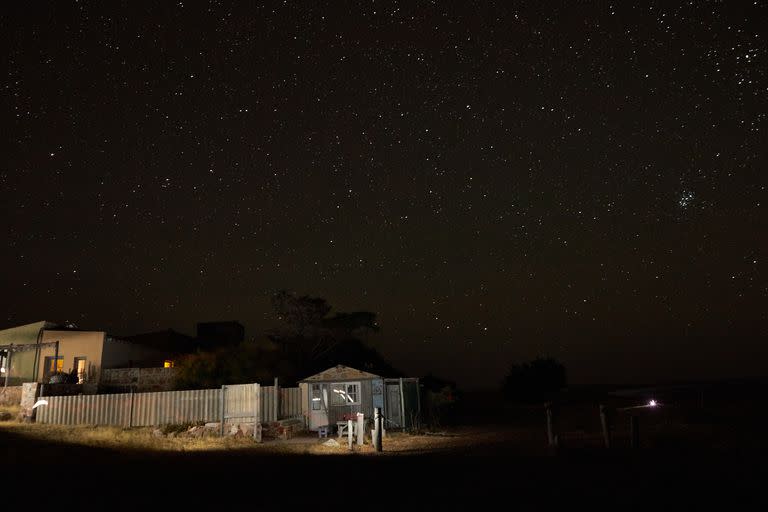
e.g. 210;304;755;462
43;356;64;378
331;382;360;406
74;357;87;384
163;360;174;368
311;384;322;410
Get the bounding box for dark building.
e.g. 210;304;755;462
196;321;245;350
123;328;200;362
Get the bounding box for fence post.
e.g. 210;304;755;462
599;404;611;449
253;383;262;442
398;377;406;431
630;415;640;449
220;385;226;437
415;379;421;431
356;412;364;446
128;389;135;428
348;419;354;450
373;407;383;452
545;402;554;447
2;346;11;390
273;377;279;421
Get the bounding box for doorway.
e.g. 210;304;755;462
309;383;329;430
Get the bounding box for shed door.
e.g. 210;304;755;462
371;379;384;410
386;383;402;428
309;383;329;430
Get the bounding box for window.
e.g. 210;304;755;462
311;384;322;410
73;357;87;384
43;356;64;378
331;382;360;406
163;360;174;368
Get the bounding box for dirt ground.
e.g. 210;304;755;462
3;381;767;508
2;416;766;509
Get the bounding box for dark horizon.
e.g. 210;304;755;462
4;2;765;390
2;316;764;390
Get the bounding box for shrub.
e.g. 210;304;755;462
160;421;204;435
502;357;567;403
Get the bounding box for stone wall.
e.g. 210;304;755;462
20;382;40;421
101;367;177;391
0;385;23;406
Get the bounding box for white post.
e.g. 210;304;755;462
347;419;353;450
356;412;364;445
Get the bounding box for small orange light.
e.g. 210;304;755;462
164;360;174;368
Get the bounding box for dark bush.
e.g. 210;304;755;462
502;357;567;403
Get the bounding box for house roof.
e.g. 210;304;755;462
300;364;381;382
122;329;198;354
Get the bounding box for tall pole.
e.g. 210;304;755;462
373;407;383;452
415;378;421;430
274;377;279;421
599;404;612;449
545;403;555;447
128;389;134;428
398;377;406;430
53;340;60;377
2;345;11;390
220;385;226;437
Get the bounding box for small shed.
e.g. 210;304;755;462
299;365;420;432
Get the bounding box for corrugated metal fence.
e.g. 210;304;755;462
259;385;302;423
280;386;301;418
36;383;303;427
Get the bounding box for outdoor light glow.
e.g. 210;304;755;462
649;400;657;407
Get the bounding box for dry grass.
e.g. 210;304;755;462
0;423;262;452
0;404;21;420
0;422;513;455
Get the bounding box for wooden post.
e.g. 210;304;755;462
599;404;611;449
128;389;134;428
415;379;421;431
398;377;406;431
253;383;262;442
273;377;279;421
545;402;555;447
630;415;639;448
374;407;382;452
347;419;353;450
220;385;226;437
356;413;364;446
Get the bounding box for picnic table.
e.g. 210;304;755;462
337;421;358;438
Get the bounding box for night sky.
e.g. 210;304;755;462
3;2;766;388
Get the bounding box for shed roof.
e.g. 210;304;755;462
300;365;381;382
